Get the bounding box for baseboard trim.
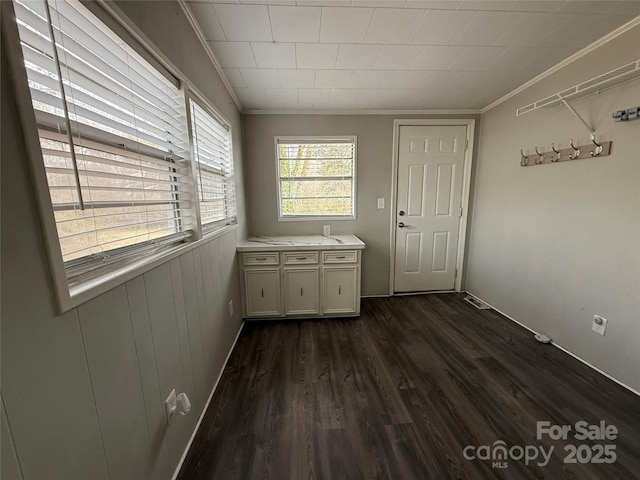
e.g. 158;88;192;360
361;294;389;298
465;291;640;398
171;321;245;480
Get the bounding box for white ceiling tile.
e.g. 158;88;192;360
222;68;247;87
495;12;571;47
298;88;331;104
374;45;424;69
209;42;257;68
296;44;339;69
278;69;316;87
315;70;353;88
382;70;424;88
448;46;508;70
265;88;299;107
456;1;514;11
482;46;543;71
188;3;227;41
351;0;406;6
335;44;383;69
349;70;389;88
320;7;374;43
450;11;526;45
540;13;629;47
251;43;297;68
234;88;266;109
213;4;273;41
297;0;351;5
269;6;322;42
410;10;476;45
557;1;616;14
240;69;281;88
412;45;466;69
328;88;358;108
241;0;295;4
364;8;426;44
405;1;461;9
603;1;640;16
507;1;566;12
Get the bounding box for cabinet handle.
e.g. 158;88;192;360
256;257;267;261
338;285;341;295
261;288;264;298
300;287;303;296
296;257;307;261
335;256;346;259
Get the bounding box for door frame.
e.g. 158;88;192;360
389;119;476;296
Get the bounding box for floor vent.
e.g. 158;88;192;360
464;295;491;310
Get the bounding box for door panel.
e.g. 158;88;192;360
394;125;466;292
245;269;281;317
284;268;319;315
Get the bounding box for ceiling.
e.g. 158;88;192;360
184;0;640;112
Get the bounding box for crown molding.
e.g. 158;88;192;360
481;15;640;114
242;108;481;115
177;0;243;112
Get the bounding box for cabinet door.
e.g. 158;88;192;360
323;267;357;314
284;268;319;315
244;269;281;317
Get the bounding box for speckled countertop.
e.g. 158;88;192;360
236;235;365;252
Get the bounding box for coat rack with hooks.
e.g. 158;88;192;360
519;138;611;167
515;59;637;167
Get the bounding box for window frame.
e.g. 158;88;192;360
274;136;357;222
3;0;238;312
186;93;237;235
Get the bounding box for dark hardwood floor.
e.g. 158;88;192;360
178;294;640;480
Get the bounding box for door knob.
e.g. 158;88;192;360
398;210;405;216
398;222;410;228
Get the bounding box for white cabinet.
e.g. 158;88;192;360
284;268;319;315
244;268;281;317
238;236;364;320
323;266;357;314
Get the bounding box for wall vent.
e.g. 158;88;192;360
464;295;491;310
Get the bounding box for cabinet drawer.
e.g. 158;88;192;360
322;251;357;263
243;252;279;265
284;252;318;265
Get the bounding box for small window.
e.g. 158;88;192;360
189;99;236;231
14;0;191;283
276;137;356;220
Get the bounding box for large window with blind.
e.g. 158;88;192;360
276;137;357;220
12;0;235;291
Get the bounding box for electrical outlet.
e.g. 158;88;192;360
165;389;177;423
229;300;233;317
323;225;330;236
377;197;385;209
592;315;608;336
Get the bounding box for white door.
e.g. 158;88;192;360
394;125;466;292
244;269;281;317
322;267;357;314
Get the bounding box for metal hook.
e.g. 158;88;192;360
551;143;561;162
534;146;544;164
590;134;603;156
569;139;580;159
520;149;528;166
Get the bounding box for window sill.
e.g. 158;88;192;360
278;215;357;222
62;224;238;311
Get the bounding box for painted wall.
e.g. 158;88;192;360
1;2;246;479
466;26;640;391
242;113;480;296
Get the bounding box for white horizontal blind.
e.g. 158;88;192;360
14;0;192;279
189;99;235;229
277;138;356;218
